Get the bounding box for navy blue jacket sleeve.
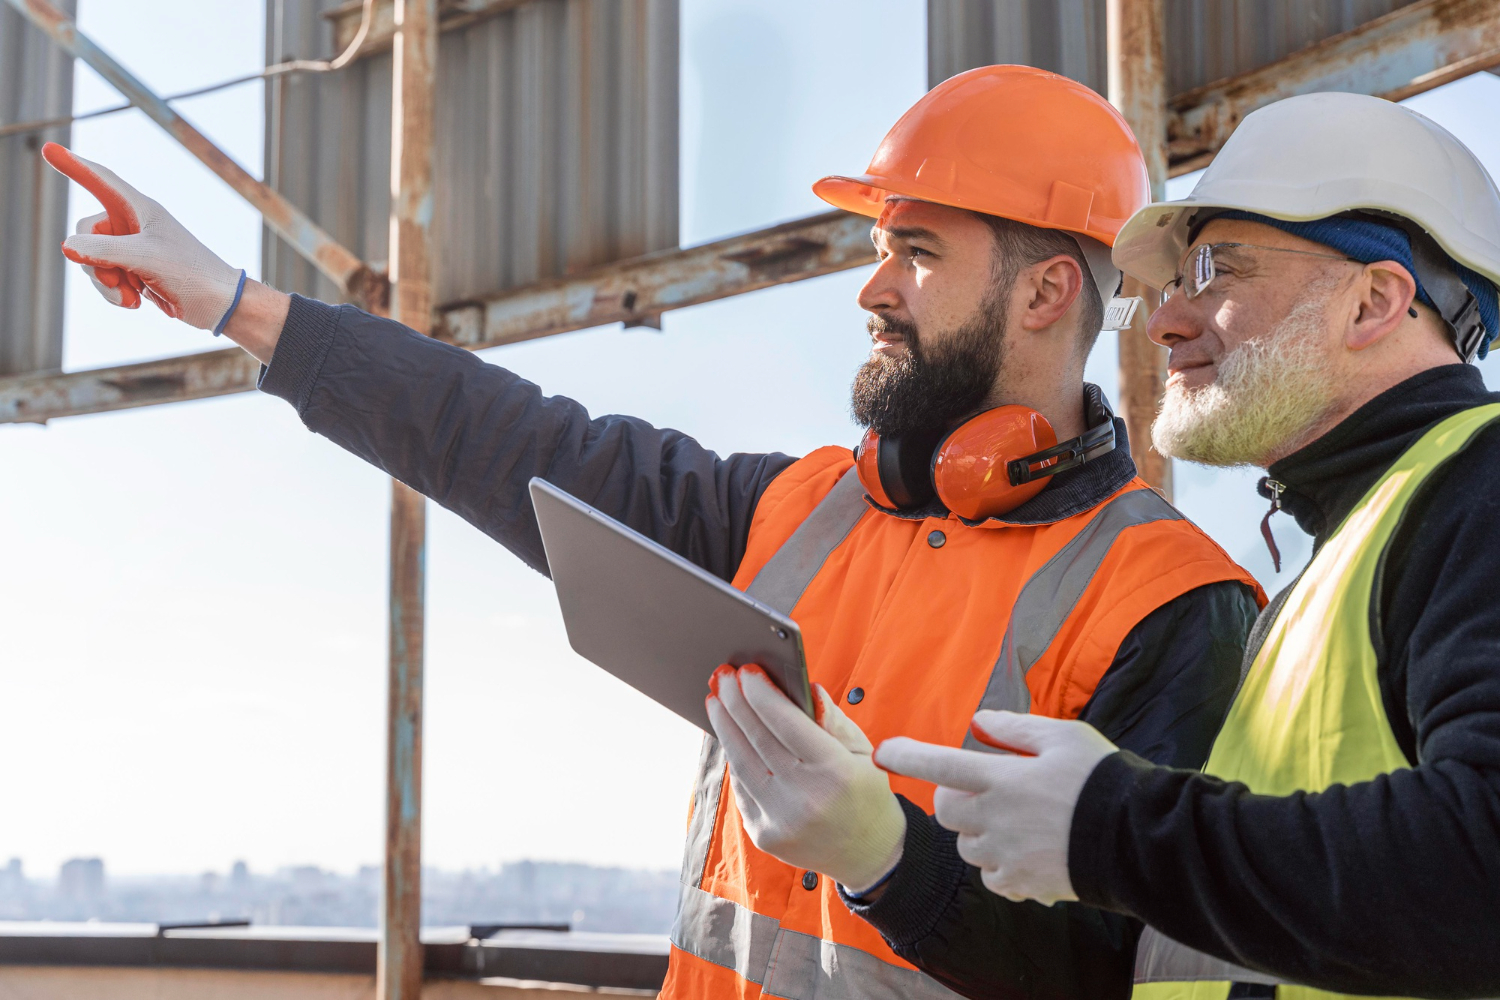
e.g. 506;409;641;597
258;295;795;579
844;579;1259;1000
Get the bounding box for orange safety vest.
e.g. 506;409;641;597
659;447;1262;1000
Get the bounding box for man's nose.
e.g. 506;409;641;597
1146;292;1202;348
857;256;904;314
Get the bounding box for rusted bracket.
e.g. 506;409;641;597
0;211;876;424
5;0;379;301
1167;0;1500;173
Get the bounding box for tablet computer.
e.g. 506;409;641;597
529;478;813;732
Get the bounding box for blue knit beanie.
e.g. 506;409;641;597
1204;210;1500;361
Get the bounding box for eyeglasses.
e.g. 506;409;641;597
1163;242;1358;302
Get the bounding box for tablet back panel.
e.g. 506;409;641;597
529;478;812;732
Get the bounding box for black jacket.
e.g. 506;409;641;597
259;295;1260;999
1070;365;1500;998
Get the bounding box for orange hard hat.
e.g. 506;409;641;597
813;65;1149;247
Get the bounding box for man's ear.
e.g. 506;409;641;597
1347;259;1418;351
1020;255;1084;332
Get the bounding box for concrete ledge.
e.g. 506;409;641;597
0;924;668;993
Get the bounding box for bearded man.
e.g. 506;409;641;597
44;67;1261;1000
880;92;1500;1000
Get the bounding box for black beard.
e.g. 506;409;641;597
850;294;1007;438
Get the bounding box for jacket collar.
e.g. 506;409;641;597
1263;364;1496;547
875;384;1140;527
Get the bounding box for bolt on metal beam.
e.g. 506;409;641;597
5;0;376;300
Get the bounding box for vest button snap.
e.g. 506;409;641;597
847;687;865;705
802;871;819;891
927;529;946;548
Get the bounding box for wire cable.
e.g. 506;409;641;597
0;0;376;141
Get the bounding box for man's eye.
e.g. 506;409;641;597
909;246;931;259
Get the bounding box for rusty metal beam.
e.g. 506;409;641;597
327;0;528;56
378;1;436;998
1168;0;1500;173
0;211;876;424
437;211;875;349
4;0;375;299
0;349;257;423
1108;0;1172;497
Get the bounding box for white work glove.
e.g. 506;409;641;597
42;142;247;333
706;665;906;894
875;710;1117;906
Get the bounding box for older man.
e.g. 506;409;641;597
880;92;1500;999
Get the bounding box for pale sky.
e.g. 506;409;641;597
3;1;1499;879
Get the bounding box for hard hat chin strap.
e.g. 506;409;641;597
1073;234;1121;312
1075;233;1144;333
1403;226;1488;364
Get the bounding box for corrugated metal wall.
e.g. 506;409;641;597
927;0;1418;94
928;0;1108;94
264;0;679;307
0;0;74;377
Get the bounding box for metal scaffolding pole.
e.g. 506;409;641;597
378;0;437;998
1107;0;1172;497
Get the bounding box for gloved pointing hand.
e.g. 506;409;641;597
42;142;247;333
875;710;1117;906
706;665;906;895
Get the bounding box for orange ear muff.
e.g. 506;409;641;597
854;428;894;508
855;426;946;510
932;406;1057;520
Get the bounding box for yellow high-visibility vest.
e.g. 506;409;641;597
1132;403;1500;1000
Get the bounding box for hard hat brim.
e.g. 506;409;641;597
816;172;1124;309
1115;192;1500;292
814;173;1124;247
813;173;952;220
1111;197;1428;291
1112;201;1212;291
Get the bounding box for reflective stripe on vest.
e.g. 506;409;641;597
678;468;867;891
1134;929;1282;990
671;884;967;1000
1132;404;1500;1000
678;735;725;890
746;466;869;614
962;487;1183;742
674;465;967;998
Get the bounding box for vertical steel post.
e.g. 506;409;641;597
378;1;437;999
1107;0;1172;497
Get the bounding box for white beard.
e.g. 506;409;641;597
1151;296;1339;468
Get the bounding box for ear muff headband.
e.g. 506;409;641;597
1008;417;1116;486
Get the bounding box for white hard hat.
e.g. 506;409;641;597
1113;92;1500;359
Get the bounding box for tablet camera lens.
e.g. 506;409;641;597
774;628;788;639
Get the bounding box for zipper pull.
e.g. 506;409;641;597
1260;479;1285;573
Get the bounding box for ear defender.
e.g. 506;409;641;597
855;405;1117;520
931;406;1058;520
855;425;946;510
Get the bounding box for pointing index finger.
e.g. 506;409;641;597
42;143;141;238
875;737;997;793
